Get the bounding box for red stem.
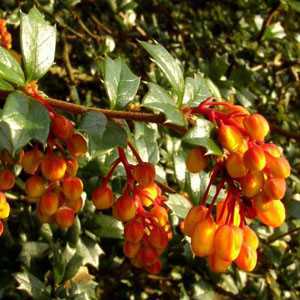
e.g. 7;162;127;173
208;178;225;214
102;158;122;185
128;141;143;163
200;164;221;205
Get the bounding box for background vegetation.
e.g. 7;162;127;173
0;0;300;299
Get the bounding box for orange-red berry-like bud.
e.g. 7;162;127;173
55;206;75;229
262;143;282;158
36;207;53;224
191;215;217;257
0;169;15;190
216;199;240;226
235;245;257;272
92;184;113;210
265;155;291;179
185;147;208;173
21;148;44;175
243;114;269;141
145;259;162;274
240;171;264;198
51;114;74;141
124;219;144;243
150;205;169;227
132;162;155;187
183;205;208;237
41;153;67;181
207;254;231;273
214;225;244;261
242;226;259;250
137;246;158;266
244;145;266;171
225;152;248;178
252;192;272;212
67;133;88;157
123;241;140;258
62;177;83;201
135;183;161;207
264;178;286;200
25;176;46;199
218;123;244;153
0;192;10;219
256;199;285;228
65;196;83;213
149;226;168;250
66;158;79;177
39;191;59;216
113;194;137;222
0;220;3;236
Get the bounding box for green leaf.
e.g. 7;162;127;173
81;120;127;154
183;118;222;155
287;0;300;12
166;194;192;219
20;241;49;267
79;111;107;150
0;92;50;153
183;74;211;106
143;83;186;126
76;238;104;268
20;7;56;81
63;254;84;282
0;121;13;153
104;57;140;109
173;149;186;189
0;78;14;92
15;271;51;300
140;41;184;97
263;22;286;40
93;214;124;239
134;122;160;164
0;46;25;86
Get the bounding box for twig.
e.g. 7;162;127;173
270;123;300;142
267;226;300;244
256;2;281;42
62;33;76;84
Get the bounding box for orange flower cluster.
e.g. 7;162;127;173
0;19;12;49
92;147;171;273
184;100;291;273
0;155;15;236
20;112;87;229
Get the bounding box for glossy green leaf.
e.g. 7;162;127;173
183;74;211;106
0;78;14;92
143;83;186;126
134;122;160;164
140;41;184;97
94;120;127;152
15;272;51;300
287;0;300;12
79;112;127;153
63;254;84;282
183;118;222;155
104;57;140;109
0;92;50;153
79;111;107;150
0;46;25;86
0;121;13;153
166;194;192;219
21;7;56;80
93;214;124;239
76;237;104;268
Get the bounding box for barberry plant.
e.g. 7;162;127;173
0;5;297;300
